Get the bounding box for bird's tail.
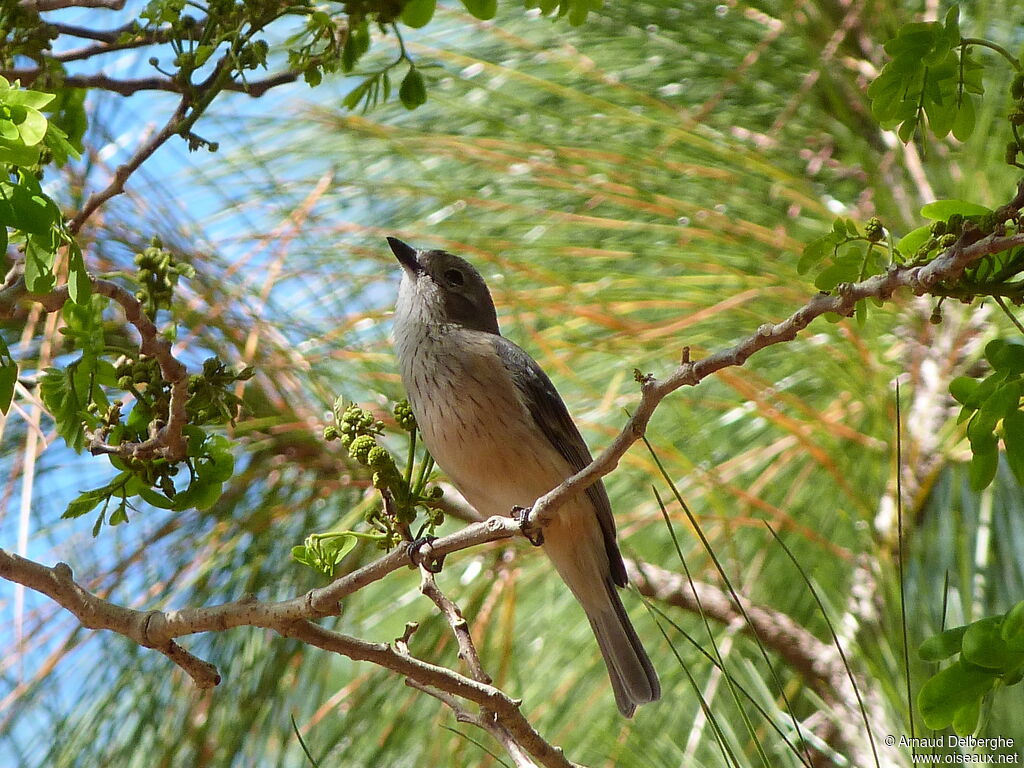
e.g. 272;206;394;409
543;519;660;717
586;577;661;717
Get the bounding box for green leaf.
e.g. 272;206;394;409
401;0;435;28
813;251;861;292
13;106;48;147
951;697;981;737
0;361;15;415
952;96;976;142
461;0;497;19
962;616;1024;670
342;78;374;111
291;545;313;568
40;367;86;452
920;199;992;221
1004;409;1024;487
798;234;838;274
567;0;590;25
63;489;107;520
0;142;40;165
985;339;1024;374
897;116;918;143
399;67;427;110
923;84;955;139
341;20;370;72
919;625;967;661
24;236;55;293
202;435;235;483
943;5;960;43
967;436;998;491
173;479;223;511
918;660;996;730
973;380;1021;437
2;89;56;111
0;181;60;235
108;498;129;525
134;485;176;510
1002;601;1024;652
950;376;980;407
67;244;91;304
896;225;932;257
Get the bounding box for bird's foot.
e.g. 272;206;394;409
512;506;544;547
407;535;446;573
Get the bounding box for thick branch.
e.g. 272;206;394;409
0;544;577;768
138;515;519;642
19;0;124;9
0;549;219;686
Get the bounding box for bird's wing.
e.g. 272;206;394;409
492;335;628;587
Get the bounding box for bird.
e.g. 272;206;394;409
388;236;660;717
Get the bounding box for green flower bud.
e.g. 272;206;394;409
366;445;392;470
349;434;376;465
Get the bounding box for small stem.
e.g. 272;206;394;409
961;38;1022;72
404;427;417;491
994;295;1024;335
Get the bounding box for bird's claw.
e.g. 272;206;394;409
512;506;544;547
407;535;446;573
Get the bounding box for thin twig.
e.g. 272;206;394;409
1;69;301;98
420;568;492;684
69;98;189;235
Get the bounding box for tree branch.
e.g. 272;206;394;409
19;0;125;10
417;567;567;768
0;543;578;768
1;69;301;98
526;184;1024;531
68;97;190;235
0;549;219;686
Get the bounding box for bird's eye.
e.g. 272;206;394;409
443;268;465;287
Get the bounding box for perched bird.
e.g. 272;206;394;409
388;237;660;717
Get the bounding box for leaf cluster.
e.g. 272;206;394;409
797;216;890;324
0;78;85;293
949;339;1024;491
33;247;253;532
42;339;248;534
867;7;982;143
297;399;442;577
61;428;235;535
0;77;89;413
917;600;1024;734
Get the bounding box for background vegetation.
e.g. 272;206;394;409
2;0;1023;766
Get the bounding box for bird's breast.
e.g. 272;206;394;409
395;326;570;516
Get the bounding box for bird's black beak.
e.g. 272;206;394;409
387;237;421;274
